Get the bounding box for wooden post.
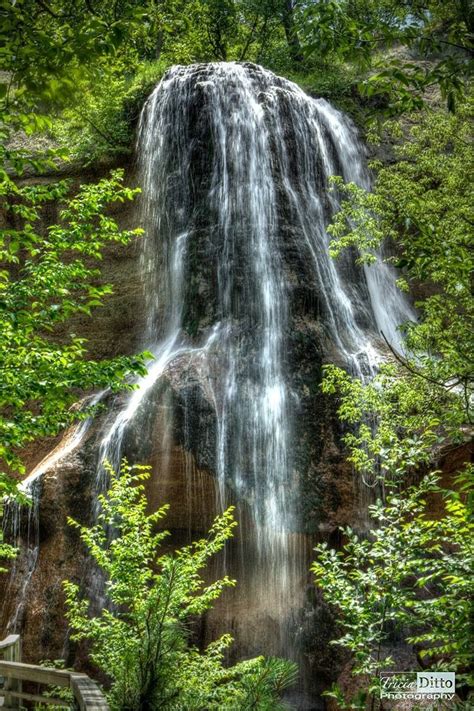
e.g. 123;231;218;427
0;635;21;710
0;636;109;710
70;674;110;711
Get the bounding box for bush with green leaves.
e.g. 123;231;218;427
34;660;75;710
313;95;473;707
313;468;474;706
287;63;363;117
0;162;149;568
64;460;297;710
0;169;147;477
325;99;473;486
301;0;473;114
51;59;169;165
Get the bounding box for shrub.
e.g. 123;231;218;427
64;460;297;710
52;60;168;165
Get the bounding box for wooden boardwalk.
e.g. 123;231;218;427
0;635;109;710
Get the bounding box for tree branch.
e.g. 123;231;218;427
239;14;260;61
380;330;458;389
82;114;118;147
438;39;474;54
35;0;59;18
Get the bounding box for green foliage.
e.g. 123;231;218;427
330;102;473;288
45;0;308;164
0;0;151;99
321;100;473;496
0;168;148;567
0;473;21;571
313;469;474;692
302;0;473;113
64;460;297;710
321;363;462;486
1;0;315;166
287;62;358;103
155;0;305;68
123;60;171;116
0;170;147;477
0;0;163;166
0;0;161;566
52;59;168;165
315;83;473;709
23;0;472;163
328;100;473;426
34;660;75;710
3;0;472;169
51;70;132;165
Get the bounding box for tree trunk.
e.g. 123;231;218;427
281;0;303;64
459;0;474;35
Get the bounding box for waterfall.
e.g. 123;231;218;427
0;64;420;709
2;479;40;632
68;62;414;704
1;391;106;633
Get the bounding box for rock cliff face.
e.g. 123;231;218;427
1;63;413;708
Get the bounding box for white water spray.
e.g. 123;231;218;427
95;64;414;664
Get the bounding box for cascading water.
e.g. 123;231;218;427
95;60;413;689
1;391;105;635
0;61;416;706
2;479;40;631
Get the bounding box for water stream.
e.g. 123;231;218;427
97;62;413;666
3;62;414;705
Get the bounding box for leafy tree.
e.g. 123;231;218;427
0;168;148;565
154;0;306;66
0;0;151;89
64;460;298;710
313;97;473;705
313;469;474;705
0;0;165;170
0;169;147;477
302;0;473;112
327;99;473;455
201;0;237;61
0;0;318;167
0;0;152;565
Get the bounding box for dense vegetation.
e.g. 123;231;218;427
315;84;473;707
2;0;472;162
65;461;297;710
0;0;472;708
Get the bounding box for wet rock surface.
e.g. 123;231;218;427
1;63;417;708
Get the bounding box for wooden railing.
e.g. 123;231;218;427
0;635;109;710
